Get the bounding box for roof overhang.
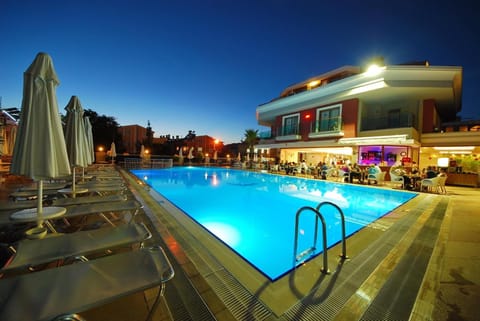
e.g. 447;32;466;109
338;134;418;146
257;65;462;125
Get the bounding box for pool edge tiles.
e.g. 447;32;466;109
132;167;417;281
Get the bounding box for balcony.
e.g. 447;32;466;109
275;124;302;141
361;113;416;131
308;116;344;139
258;116;344;142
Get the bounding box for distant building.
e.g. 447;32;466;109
119;124;151;154
180;135;224;158
0;107;20;160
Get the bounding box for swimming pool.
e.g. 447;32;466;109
132;167;417;281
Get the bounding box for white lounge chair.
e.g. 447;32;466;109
1;222;152;273
0;246;174;321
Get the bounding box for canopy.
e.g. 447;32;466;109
10;52;70;226
11;52;71;180
64;95;90;193
84;116;95;164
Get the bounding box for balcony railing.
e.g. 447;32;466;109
361;113;416;131
309;116;343;134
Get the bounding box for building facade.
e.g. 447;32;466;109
118;124;149;155
255;62;480;185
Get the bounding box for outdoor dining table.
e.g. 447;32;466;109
7;206;67;233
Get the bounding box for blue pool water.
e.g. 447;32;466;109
132;167;417;280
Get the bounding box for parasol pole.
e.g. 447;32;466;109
37;180;44;227
72;166;76;198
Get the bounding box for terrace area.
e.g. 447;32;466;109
0;166;478;320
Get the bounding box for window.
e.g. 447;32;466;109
388;109;400;128
316;104;342;132
282;113;300;136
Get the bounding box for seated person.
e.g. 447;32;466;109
340;164;351;182
300;160;308;174
319;162;329;179
349;163;362;183
438;168;448;177
367;163;381;184
425;166;438;178
411;162;420;175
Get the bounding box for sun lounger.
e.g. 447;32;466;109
1;222;152;273
0;195;127;213
76;180;125;188
61;199;142;227
0;246;174;321
17;182;69;192
9;189;61;201
86;185;127;196
0;199;140;228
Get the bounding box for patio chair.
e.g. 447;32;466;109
367;171;385;185
1;222;152;274
0;246;174;321
0;199;141;231
420;176;441;193
337;169;350;182
437;175;447;194
61;199;143;229
389;170;405;189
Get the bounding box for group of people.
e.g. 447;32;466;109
314;161;380;184
391;163;447;190
273;160;448;191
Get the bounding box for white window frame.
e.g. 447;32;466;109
281;113;300;136
315;104;342;132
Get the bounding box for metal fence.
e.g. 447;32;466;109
122;158;173;170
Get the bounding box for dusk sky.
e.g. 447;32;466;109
1;0;478;144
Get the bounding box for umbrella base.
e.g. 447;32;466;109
25;227;48;239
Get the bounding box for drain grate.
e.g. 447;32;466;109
206;269;273;321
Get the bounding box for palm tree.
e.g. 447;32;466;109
243;129;259;164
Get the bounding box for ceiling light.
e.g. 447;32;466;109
434;146;474;151
439;151;472;154
307;80;321;88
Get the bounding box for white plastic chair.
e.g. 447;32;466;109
389;170;405;189
420;176;441;193
368;171;385;185
337;169;350;182
437;176;447;194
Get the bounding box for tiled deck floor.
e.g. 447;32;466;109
1;170;479;320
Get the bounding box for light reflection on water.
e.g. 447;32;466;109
132;166;417;280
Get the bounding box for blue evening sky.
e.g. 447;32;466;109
1;0;478;144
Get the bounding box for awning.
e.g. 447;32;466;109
338;134;417;146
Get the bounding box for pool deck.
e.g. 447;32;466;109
1;169;479;320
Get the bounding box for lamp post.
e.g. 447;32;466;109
96;146;105;163
213;139;219;163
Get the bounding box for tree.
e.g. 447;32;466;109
243;129;259;157
83;109;123;153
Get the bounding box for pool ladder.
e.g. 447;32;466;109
293;201;348;274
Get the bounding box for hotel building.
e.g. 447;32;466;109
255;61;480;186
